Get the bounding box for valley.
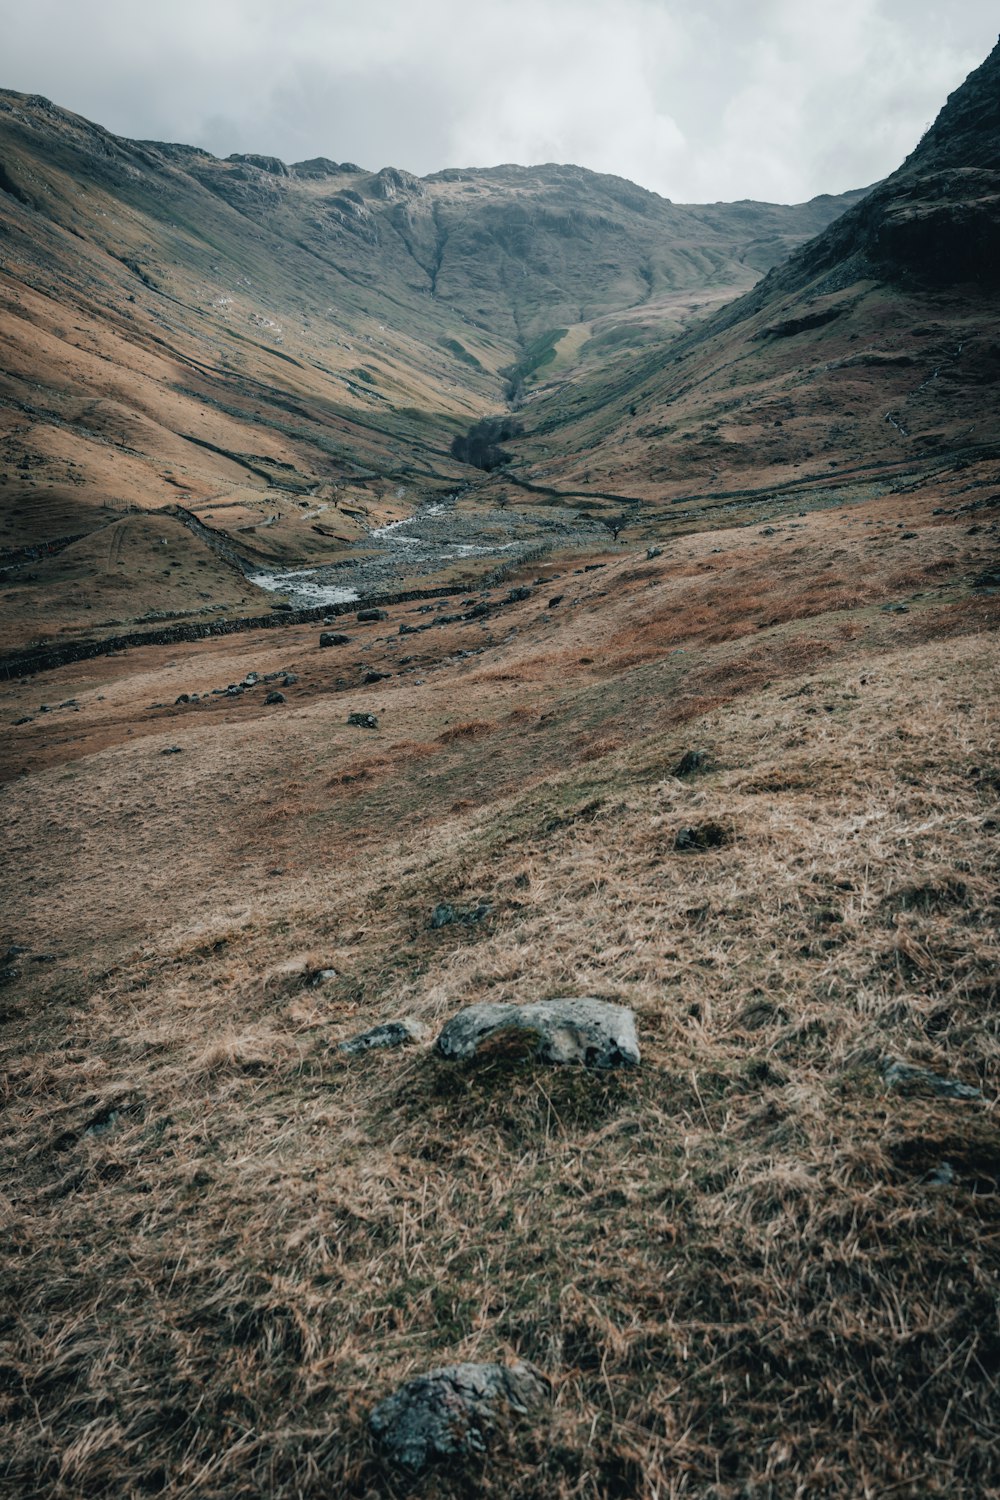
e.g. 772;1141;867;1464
1;38;998;1500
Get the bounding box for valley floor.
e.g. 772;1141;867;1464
1;466;998;1498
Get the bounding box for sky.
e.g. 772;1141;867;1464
2;1;997;203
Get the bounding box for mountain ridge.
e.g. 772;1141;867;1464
0;85;865;651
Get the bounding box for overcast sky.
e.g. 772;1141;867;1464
3;1;997;202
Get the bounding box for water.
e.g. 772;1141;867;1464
248;569;359;607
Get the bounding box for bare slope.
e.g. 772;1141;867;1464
1;457;997;1498
0;86;862;637
501;40;1000;521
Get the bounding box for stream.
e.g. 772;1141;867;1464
247;495;605;608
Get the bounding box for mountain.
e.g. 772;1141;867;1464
499;39;1000;524
0;87;864;652
2;47;999;1500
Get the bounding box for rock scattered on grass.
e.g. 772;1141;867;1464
338;1019;427;1055
347;711;378;730
161;745;183;755
264;691;285;704
369;1360;549;1473
320;632;350;647
436;997;640;1068
882;1057;982;1100
646;546;663;559
672;748;711;778
357;607;388;622
429;902;492;929
363;669;391;684
674;821;729;851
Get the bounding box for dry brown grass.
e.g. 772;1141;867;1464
1;485;999;1498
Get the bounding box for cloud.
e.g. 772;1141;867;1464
2;0;997;201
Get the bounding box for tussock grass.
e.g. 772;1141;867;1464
2;511;999;1496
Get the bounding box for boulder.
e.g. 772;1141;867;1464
264;691;285;704
357;607;388;622
338;1019;426;1055
436;997;640;1068
347;711;378;730
320;632;350;647
369;1361;549;1473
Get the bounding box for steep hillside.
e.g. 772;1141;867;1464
0;89;865;655
501;40;1000;526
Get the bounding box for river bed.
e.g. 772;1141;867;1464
248;496;605;608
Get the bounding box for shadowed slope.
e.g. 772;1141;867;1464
502;39;1000;520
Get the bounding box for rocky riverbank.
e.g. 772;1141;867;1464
247;496;609;607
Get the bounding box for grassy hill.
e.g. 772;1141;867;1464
0;90;865;652
0;42;998;1500
492;43;1000;529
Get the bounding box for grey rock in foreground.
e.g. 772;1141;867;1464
338;1019;426;1055
437;997;640;1068
347;711;378;730
369;1361;549;1472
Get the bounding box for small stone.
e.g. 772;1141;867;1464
369;1361;549;1474
347;711;378;730
646;546;663;559
882;1057;981;1100
282;673;298;686
506;587;532;602
363;670;391;684
429;902;492;929
547;595;563;608
671;748;710;778
161;745;183;755
436;997;640;1068
357;607;388;622
674;821;729;851
320;632;350;647
264;691;285;704
174;694;190;705
338;1019;427;1055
